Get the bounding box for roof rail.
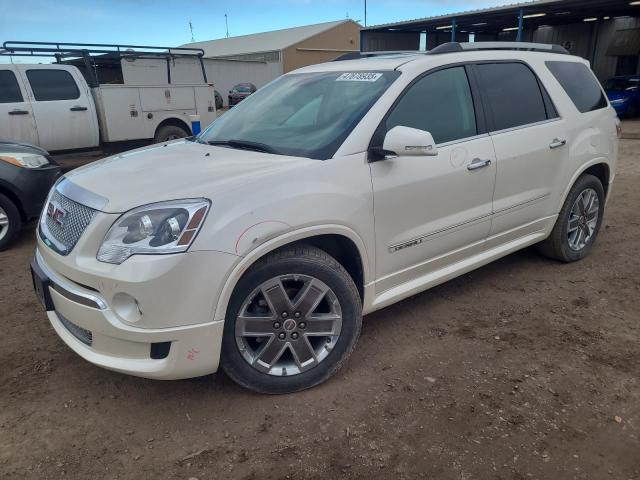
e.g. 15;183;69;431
429;42;569;55
334;50;426;61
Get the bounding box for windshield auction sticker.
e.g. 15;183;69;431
336;72;383;82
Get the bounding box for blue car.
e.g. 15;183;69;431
604;75;640;118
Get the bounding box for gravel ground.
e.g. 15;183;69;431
0;135;639;480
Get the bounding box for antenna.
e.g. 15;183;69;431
189;20;195;42
225;14;229;38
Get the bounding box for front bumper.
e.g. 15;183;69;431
33;243;238;380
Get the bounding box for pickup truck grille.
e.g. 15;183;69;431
40;189;97;256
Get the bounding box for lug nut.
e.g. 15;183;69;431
278;332;286;340
294;311;301;318
291;332;299;340
273;321;281;329
299;322;306;329
281;312;289;318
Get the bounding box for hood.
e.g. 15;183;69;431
64;140;312;213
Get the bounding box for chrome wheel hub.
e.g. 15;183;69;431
235;274;342;377
0;206;8;241
567;188;599;251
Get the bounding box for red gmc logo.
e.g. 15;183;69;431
46;201;67;227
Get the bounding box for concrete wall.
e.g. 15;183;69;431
282;20;360;72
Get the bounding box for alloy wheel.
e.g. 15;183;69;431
0;206;9;242
235;274;343;377
567;188;599;251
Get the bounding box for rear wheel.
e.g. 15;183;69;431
538;174;605;262
154;124;190;143
221;245;362;394
0;194;21;251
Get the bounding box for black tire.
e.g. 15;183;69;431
0;193;22;251
538;173;605;262
221;244;362;394
153;124;190;143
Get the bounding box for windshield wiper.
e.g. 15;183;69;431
207;139;279;154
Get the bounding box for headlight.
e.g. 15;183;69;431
0;152;50;169
97;199;210;264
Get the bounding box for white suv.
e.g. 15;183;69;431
31;42;619;393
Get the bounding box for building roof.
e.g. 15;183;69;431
363;0;640;33
182;20;359;58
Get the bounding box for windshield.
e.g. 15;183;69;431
233;85;253;93
605;78;639;91
199;71;400;159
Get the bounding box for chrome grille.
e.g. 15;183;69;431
41;189;97;255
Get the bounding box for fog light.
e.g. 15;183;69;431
112;292;142;323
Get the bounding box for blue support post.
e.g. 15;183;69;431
451;18;457;42
517;9;524;41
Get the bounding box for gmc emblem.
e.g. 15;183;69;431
46;201;67;227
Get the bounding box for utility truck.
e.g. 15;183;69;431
0;42;217;152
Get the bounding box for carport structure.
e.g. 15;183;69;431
361;0;640;80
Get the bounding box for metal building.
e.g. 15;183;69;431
361;0;640;81
181;20;361;104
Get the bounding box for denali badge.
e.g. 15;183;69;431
46;201;67;227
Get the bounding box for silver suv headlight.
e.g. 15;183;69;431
97;199;210;264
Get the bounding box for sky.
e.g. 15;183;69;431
0;0;514;63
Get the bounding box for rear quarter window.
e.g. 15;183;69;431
545;61;608;113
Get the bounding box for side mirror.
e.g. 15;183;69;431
379;126;438;159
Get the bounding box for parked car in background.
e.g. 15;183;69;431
0;41;217;152
0;141;60;250
604;75;640;118
214;90;224;110
31;42;618;394
228;83;256;107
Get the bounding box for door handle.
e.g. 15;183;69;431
549;138;567;149
8;109;29;115
70;106;88;111
467;158;492;171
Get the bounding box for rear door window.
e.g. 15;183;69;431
0;70;24;103
475;62;548;132
546;61;608;113
385;66;477;144
26;69;80;101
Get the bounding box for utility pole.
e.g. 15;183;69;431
225;14;229;38
189;20;195;42
364;0;367;27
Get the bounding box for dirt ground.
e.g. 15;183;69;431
1;132;639;480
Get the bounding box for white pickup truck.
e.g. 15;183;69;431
0;42;217;152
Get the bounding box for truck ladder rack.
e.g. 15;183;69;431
0;41;208;86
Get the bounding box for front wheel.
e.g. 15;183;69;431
220;245;362;394
0;194;21;251
538;173;605;262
